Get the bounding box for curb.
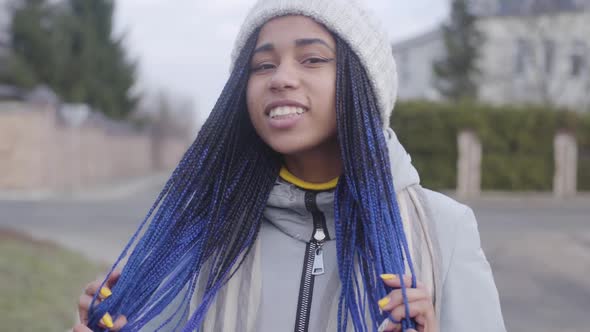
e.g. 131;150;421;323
0;172;171;202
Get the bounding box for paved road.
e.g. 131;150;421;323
466;196;590;332
1;186;589;332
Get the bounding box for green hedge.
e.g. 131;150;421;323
391;101;590;191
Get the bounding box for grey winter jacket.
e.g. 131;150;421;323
253;128;506;331
146;128;506;331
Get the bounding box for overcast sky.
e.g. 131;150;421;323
113;0;448;123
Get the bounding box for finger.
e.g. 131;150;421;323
391;299;434;322
84;284;111;301
84;280;103;297
96;313;127;331
99;312;115;329
378;319;394;332
378;288;429;312
106;270;122;288
377;318;405;332
380;274;424;289
378;314;427;332
87;270;121;297
415;314;427;326
82;279;109;323
111;314;128;331
100;270;122;301
78;294;93;324
73;323;93;332
83;272;121;330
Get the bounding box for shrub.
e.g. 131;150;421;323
391;101;590;191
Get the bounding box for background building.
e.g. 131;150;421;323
393;0;590;111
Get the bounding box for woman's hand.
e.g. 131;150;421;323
75;270;127;331
377;274;438;332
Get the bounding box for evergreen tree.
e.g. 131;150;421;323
3;0;138;119
59;0;138;118
433;0;484;101
2;0;56;88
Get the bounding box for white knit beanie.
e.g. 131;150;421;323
230;0;398;128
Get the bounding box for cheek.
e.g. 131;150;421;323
246;78;253;108
246;79;259;119
321;75;338;131
316;75;336;114
246;78;269;139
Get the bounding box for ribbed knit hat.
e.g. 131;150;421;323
230;0;397;128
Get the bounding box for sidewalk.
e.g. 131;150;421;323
442;190;590;205
0;171;171;202
2;175;589;203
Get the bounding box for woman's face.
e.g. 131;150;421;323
246;15;337;156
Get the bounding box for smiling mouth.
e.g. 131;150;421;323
268;106;308;119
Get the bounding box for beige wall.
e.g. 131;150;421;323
0;102;189;191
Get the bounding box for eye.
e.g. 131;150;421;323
251;63;275;72
303;57;331;65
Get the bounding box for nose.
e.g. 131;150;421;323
269;61;300;91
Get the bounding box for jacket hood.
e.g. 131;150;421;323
263;128;420;242
384;127;421;193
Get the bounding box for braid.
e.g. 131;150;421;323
87;28;282;331
88;27;417;332
333;36;417;331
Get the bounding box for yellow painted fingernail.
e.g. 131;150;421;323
378;296;390;309
100;313;114;328
99;287;112;299
380;274;396;280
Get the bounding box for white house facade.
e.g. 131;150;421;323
392;0;590;111
393;29;445;101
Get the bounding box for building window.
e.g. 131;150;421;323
398;50;411;83
571;41;587;77
515;38;532;75
543;39;555;74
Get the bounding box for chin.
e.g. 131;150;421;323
261;130;339;156
268;142;309;155
264;137;315;156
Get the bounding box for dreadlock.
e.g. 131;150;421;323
333;36;417;331
87;29;280;331
87;27;417;332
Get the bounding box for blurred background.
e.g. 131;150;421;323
0;0;588;331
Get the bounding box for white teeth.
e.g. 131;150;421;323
269;106;307;119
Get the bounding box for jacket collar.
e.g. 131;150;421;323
264;128;420;242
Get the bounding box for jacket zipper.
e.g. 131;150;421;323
294;191;330;332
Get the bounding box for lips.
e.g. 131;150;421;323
264;99;309;116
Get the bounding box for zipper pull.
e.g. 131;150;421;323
312;246;325;276
314;228;326;242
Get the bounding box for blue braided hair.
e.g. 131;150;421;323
87;29;280;331
333;35;417;331
87;26;417;332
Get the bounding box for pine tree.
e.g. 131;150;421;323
2;0;56;88
433;0;484;101
3;0;138;119
59;0;139;118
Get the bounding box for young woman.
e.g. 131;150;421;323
74;1;506;331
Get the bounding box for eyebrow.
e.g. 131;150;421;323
295;38;335;52
252;38;335;55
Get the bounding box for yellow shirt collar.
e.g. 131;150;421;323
279;166;339;191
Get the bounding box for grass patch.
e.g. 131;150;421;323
0;228;107;332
